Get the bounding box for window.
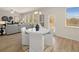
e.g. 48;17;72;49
66;7;79;27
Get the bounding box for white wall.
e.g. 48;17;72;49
39;7;79;41
0;8;20;21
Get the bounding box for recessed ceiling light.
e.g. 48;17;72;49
34;11;38;14
39;11;42;15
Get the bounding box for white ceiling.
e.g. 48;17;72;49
0;7;40;13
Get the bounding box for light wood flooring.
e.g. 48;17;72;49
0;33;79;52
53;35;79;52
0;33;25;52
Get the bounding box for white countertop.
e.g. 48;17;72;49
25;27;50;34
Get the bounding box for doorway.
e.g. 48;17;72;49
49;16;55;32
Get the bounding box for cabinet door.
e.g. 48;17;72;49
72;40;79;52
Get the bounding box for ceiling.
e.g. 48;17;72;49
0;7;40;13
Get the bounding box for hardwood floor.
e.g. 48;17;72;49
54;35;79;52
0;33;79;52
53;35;72;52
0;33;25;52
72;40;79;52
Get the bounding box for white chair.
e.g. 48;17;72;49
21;27;29;45
29;33;44;52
